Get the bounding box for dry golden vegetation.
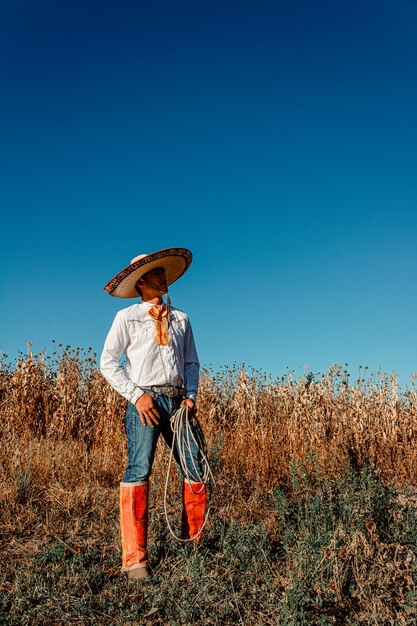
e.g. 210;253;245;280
1;345;417;625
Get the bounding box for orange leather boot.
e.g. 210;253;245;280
181;480;207;544
120;481;151;578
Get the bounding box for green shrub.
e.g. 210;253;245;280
273;455;417;625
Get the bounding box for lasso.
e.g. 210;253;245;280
164;404;216;541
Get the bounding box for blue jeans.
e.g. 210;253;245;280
124;391;206;483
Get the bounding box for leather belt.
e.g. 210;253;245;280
141;385;185;398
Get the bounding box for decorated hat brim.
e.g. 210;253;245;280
103;247;193;298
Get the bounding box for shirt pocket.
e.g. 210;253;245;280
170;318;186;342
127;320;154;344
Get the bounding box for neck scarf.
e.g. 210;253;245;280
148;304;169;345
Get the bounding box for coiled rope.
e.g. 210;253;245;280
164;404;215;542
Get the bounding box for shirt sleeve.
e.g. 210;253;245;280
100;311;144;405
183;318;200;402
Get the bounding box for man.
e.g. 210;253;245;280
100;248;206;580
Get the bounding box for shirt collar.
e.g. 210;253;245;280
140;299;163;308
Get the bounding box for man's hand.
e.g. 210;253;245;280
180;397;196;414
135;393;160;427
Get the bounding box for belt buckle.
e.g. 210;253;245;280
165;386;183;397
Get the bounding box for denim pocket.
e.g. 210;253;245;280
126;403;138;440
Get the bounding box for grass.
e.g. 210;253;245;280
1;346;417;624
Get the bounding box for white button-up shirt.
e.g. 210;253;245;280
100;301;200;404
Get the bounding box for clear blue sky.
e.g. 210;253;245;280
1;0;416;386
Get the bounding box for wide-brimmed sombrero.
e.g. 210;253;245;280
103;247;193;298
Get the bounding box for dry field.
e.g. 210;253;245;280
1;345;417;624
